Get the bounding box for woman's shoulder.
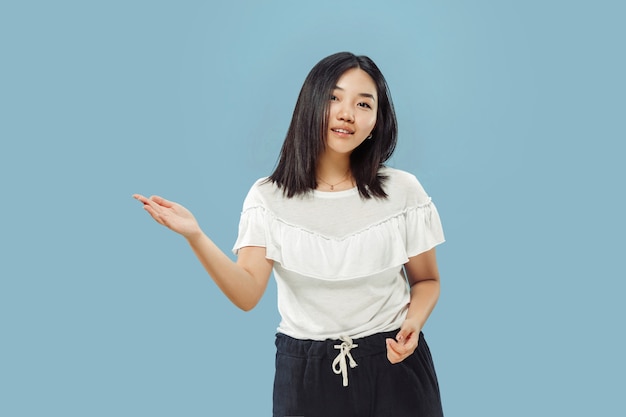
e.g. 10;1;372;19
379;166;432;206
241;177;284;209
380;166;426;190
380;166;419;183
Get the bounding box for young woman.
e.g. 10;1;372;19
134;52;445;417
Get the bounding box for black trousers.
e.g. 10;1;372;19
273;330;444;417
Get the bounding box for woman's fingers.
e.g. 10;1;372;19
386;333;418;364
149;195;174;208
133;193;148;203
133;194;167;225
386;339;404;363
133;194;200;237
132;194;172;209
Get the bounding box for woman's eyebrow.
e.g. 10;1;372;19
333;85;377;101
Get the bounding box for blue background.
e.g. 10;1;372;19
1;0;624;415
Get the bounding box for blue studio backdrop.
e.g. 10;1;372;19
1;1;624;416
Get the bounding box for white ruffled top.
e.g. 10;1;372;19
233;167;445;341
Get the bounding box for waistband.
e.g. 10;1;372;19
275;329;399;359
275;330;401;387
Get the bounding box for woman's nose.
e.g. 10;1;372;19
337;106;354;122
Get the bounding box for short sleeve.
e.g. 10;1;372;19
232;181;268;254
404;199;445;257
394;170;445;257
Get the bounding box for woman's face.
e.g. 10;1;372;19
324;68;378;156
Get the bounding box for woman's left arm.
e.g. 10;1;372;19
386;247;441;364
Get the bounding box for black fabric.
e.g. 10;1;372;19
273;330;444;417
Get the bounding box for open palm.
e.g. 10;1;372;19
133;194;201;239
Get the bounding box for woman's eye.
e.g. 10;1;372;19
330;95;338;101
358;102;372;109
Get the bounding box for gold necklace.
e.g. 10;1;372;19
317;170;351;191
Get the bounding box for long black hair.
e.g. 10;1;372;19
268;52;398;199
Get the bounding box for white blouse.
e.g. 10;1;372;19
233;167;445;341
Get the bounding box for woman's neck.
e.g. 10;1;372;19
316;153;353;191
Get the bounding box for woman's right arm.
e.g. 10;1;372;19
133;194;273;311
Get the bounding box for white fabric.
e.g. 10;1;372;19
233;167;445;341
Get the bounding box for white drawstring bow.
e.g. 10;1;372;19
332;336;359;387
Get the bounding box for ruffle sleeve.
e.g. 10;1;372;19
401;198;445;258
232;206;267;254
232;180;268;254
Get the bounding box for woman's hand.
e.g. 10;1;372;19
133;194;202;239
386;248;441;364
386;319;420;364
